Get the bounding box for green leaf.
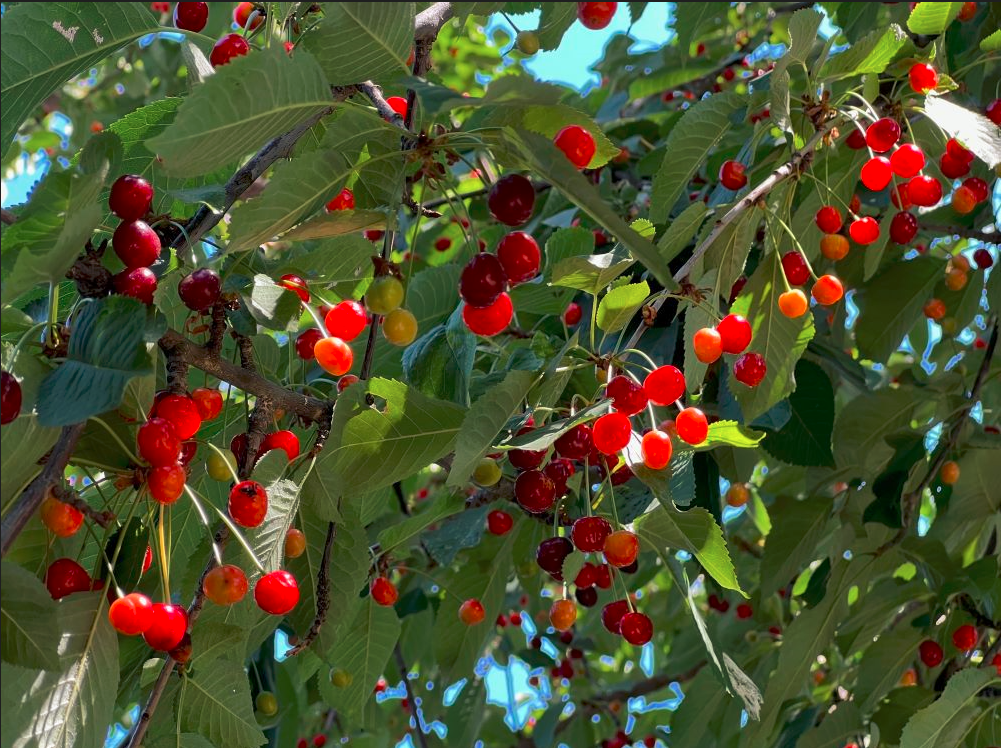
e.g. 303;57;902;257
402;308;476;405
698;420;765;450
190;622;248;667
536;2;577;51
0;416;60;508
657;201;708;265
771;9;823;132
246;478;299;574
241;274;302;332
981;28;1001;52
907;2;963;34
923;95;1001;168
649;92;745;223
147;48;333;176
179;660;266;748
0;2;159;156
628;64;720;99
596;281;649;333
833;387;919;474
36;296;153;427
423;505;492;566
0;561;60;670
674;3;729;52
551;250;635;294
795;703;863;748
855;626;925;712
759;496;832;599
862;211;895;281
377;491;467;553
819;24;909;79
855;257;944;363
695;210;759;302
762;360;836;467
899;668;999;748
302;2;413;86
484;104;621;169
281;210;386;242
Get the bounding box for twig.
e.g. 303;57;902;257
359;81;407;129
0;208;16;225
56;486;114;529
393;482;411;516
394;644;430;748
958;594;1001;630
284;521;336;657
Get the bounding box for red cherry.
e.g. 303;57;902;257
908;63;938;94
509;426;545;470
143;603;188;651
849;216;880;245
190;387;223;421
137;417;181;467
1;371;22;425
946;138;974;163
459;598;486;625
295;328;323;360
963;177;989;203
693;327;723;363
891;182;912;209
148;463;186;504
255;570;299;615
606;375;648;415
719;160;748;190
889;211;918;244
109;592;155;635
594;563;614;589
939;152;970;179
370;576;398;606
865;118;901;153
173;2;208;32
577;2;617;29
314;337;353;376
716;314;752;354
553;125;596;169
386;96;408;118
860;156;892;191
109;175;153;221
641;429;673;470
536;536;573;579
601;599;630;633
545;457;575;494
733;352;767;388
919;639;944;667
233;2;263;30
620;611;653;645
951;624;977;651
113;220;161;268
462;293;513;336
210;33;250;67
987;99;1001;125
337;374;359;392
973;248;993;269
814;206;842;233
497;232;541;283
279;274;310;303
261;430;300;461
178;268;221;311
890;144;925;178
563;302;583;326
643;365;684;407
781;251;810;286
571;516;612;552
325;187;355;212
142;546;153;574
907;175;942;207
45;558;91;599
460;253;508;308
434;237;452;252
202;564;249;605
729;275;747;302
488;174;535;226
515;469;556;513
312;736;327;748
228;480;268;528
812;275;844;306
364;229;384;242
592;412;632;455
555;424;593;460
736;603;753;619
487;510;514;535
576;586;598;607
846;129;866;149
113;267;157;305
675;408;708;445
152;393;202;440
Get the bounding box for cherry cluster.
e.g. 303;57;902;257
918;623;986;668
691;313;767;387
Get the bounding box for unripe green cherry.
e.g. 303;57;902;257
516;30;540;54
472;457;502;487
206;449;236;482
256;691;278;716
365;276;404;315
330;668;353;688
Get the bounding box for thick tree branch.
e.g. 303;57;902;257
56;485;114;529
284;520;336;657
1;208;16;225
415;2;454;41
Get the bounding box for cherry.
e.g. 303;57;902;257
383;309;418;346
113;220;161;268
601;599;630;633
148;463;186;505
638;366;681;408
811;275;844;306
509;427;546;470
860;156;892;191
228;480;268;528
693;327;723;363
907;175;942;207
571;516;612;552
256;691;279;716
312;736;327;748
109;174;153;221
463;293;513;336
725;483;750;507
460;253;508;308
919;639;944;667
951;186;977;214
386;96;408;118
609;462;633;485
604;530;639;568
849;194;861;213
295;328;323;360
143;546;153;574
553;125;596;169
563;302;583;326
281;529;306;561
143;603;188;651
814;205;843;234
177;268;221;311
370;576;398;606
606;375;648;415
939;460;960;485
719;160;748;190
944;268;967;291
865;117;901;153
473;457;502;486
152;393;202;440
366;276;404;314
545;458;575;493
190;387;222;421
957;1;977;20
675;408;708;445
515;469;556;513
173;2;208;32
279;274;310;303
138;417;181;467
0;371;22;425
459;598;485;625
987;99;1001;125
577;2;617;29
849;216;880;245
923;298;946;321
210;33;250;66
939;153;970;179
434;237;451;252
261;430;300;461
314;337;353;376
202;563;249;606
40;496;84;537
516;29;541;54
733;352;767;388
890;144;925;179
641;429;673;470
889;211;918;244
497;232;541;283
891;182;912;209
736;603;753;619
594;563;614;589
592;412;632;455
952;624;977;651
555;424;593;460
537;537;573;579
846;129;866;149
576;586;598;607
45;558;92;600
233;2;263;30
974;248;993;269
108;592;155;636
325;187;355;212
112;267;157;305
778;289;809;319
908;63;938;94
963;177;988;203
717;314;752;354
547;598;577;631
487;510;514;536
781;251;810;286
708;593;729;613
254;570;299;615
620;611;653;645
488;174;535;226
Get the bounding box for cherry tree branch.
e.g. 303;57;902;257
395;644;430;748
284;521;336;657
415;2;454;41
359;81;406;128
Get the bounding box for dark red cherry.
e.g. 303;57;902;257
889;211;918;244
536;536;573;579
781;252;809;286
555;424;593;460
619;611;653;645
177;268;221;311
515;470;556;513
509;426;546;470
987;99;1001;125
601;599;630;633
544;458;575;494
45;558;92;599
719;160;748;190
577;2;617;29
570;516;611;552
865;118;900;153
109;175;153;221
846;129;866;149
606;375;648;415
963;177;989;203
459;253;508;308
295;328;323;360
113;220;161;268
973;248;993;269
575;586;598;607
733;352;767;387
497;232;541;283
173;2;208;32
113;267;157;305
488;174;535;226
1;371;23;425
210;33;250;67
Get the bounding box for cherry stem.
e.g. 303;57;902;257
183;485;224;566
89;416;144;465
210;502;265;572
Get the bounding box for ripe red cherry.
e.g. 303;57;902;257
814;206;842;233
553;125;596;169
178;268;221;311
891;182;912;209
563;302;582;326
865;118;901;153
719;160;748;190
592;412;632;455
604;530;639;568
555;423;593;459
460;253;508;308
907;175;942;207
152;393;202;440
233;2;263;30
716;314;752;354
261;430;300;461
939;153;970;179
951;624;977;651
846;129;866;149
515;469;557;513
620;611;653;645
849;216;880;245
509;427;545;470
143;603;188;651
497;232;541;283
190;387;223;421
812;275;844;306
386;96;408;118
137;417;181;467
963;177;989;203
781;251;810;286
255;570;299;615
210;33;250;67
643;365;684;406
675;408;708;445
202;564;249;605
889;211;918;244
537;536;573;579
459;598;485;625
577;1;617;29
487;510;514;536
693;327;723;364
114;267;157;305
40;496;84;537
323;300;368;342
325;187;355;212
148;463;186;504
45;558;91;599
295;328;323;360
1;371;22;425
279;274;310;303
908;63;938;94
462;293;513;336
733;352;767;388
109;174;153;221
109;592;155;635
860;156;892;191
370;576;398;606
434;237;452;252
173;2;208;32
641;429;673;470
228;480;268;528
314;337;353;376
890;144;925;178
571;516;612;552
736;603;753;619
576;586;598;607
919;639;944;667
601;599;630;633
113;220;161;268
606;375;648;415
987;99;1001;125
142;546;153;574
545;457;575;494
488;174;536;226
974;248;993;269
